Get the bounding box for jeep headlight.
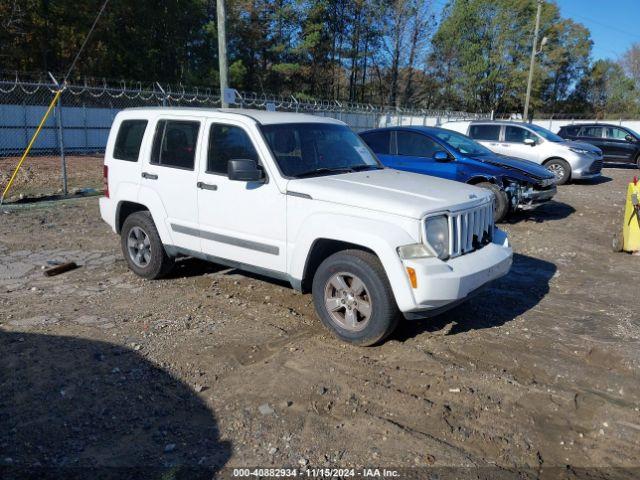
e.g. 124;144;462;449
425;215;450;260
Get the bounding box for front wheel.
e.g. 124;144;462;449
476;182;509;223
545;158;571;185
312;249;400;346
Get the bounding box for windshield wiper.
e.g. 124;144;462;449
350;164;383;171
294;167;354;178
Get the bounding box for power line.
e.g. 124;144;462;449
64;0;110;83
564;11;640;41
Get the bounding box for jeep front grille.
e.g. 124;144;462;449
449;201;494;258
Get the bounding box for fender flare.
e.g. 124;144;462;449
135;185;173;245
289;213;420;311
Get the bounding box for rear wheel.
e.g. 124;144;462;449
545;158;571;185
312;249;400;346
476;182;509;223
121;211;174;279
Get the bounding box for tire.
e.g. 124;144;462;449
120;211;174;279
311;249;400;346
544;158;571;185
635;153;640;170
476;182;509;223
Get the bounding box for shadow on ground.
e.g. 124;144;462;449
166;256;228;279
602;163;639;171
0;330;231;478
394;253;556;340
506;201;576;223
574;175;613;185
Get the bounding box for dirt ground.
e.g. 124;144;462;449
1;166;639;478
0;155;103;200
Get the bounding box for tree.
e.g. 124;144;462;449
539;18;592;111
621;42;640;90
428;0;592;114
382;0;412;107
401;0;434;106
571;59;638;116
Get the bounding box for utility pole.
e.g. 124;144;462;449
217;0;229;108
523;0;543;122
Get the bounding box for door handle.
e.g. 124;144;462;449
141;172;158;180
197;181;217;191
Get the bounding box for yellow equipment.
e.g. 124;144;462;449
622;178;640;253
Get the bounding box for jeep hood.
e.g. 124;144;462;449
472;153;554;180
286;169;492;219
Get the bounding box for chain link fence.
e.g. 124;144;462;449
0;73;490;202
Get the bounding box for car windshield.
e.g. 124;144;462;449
260;123;382;177
625;127;640;139
527;123;564;142
431;129;493;156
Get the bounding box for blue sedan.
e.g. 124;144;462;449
360;126;557;222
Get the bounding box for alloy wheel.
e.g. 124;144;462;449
547;163;565;180
323;272;373;332
127;226;152;268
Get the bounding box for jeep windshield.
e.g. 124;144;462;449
260;123;382;178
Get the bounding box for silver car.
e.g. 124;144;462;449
442;120;603;185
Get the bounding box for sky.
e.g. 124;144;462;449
557;0;640;61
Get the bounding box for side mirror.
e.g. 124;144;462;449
625;134;635;143
524;138;536;146
433;151;450;162
228;159;264;182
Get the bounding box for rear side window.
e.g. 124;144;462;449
397;132;446;157
579;126;602;138
504;126;537;143
207;124;259;174
469;124;500;141
113;120;147;161
151;120;200;170
360;131;391;154
562;125;579;135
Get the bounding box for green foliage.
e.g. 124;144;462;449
0;0;637;115
570;59;639;116
428;0;594;114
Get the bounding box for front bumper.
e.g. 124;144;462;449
516;185;557;209
570;154;603;179
400;228;512;318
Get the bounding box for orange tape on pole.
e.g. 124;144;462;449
0;89;63;205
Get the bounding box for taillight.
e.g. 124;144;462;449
103;165;109;198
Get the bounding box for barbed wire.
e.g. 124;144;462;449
0;72;493;118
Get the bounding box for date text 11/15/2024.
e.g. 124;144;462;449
232;468;400;477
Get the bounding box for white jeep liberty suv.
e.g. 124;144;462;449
100;108;512;345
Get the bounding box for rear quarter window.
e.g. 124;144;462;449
113;120;148;161
360;131;391;154
468;124;500;141
151;120;200;170
561;126;579;136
